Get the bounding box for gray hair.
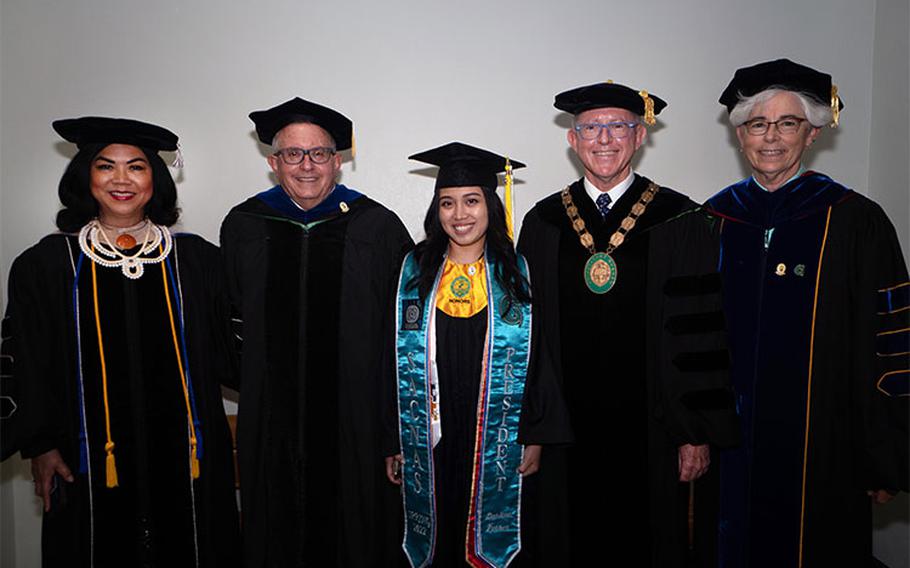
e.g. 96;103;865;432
270;120;337;151
729;88;832;128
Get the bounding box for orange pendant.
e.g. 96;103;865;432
116;234;137;249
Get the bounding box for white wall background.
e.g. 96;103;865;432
1;0;907;566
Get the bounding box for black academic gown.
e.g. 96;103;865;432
517;175;740;568
705;172;909;568
0;233;240;568
431;309;488;567
220;186;413;568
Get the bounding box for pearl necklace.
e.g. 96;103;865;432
78;219;173;279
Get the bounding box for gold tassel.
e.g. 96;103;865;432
504;158;515;241
639;90;655;125
190;438;201;479
105;442;119;488
830;85;840;128
351;129;357;158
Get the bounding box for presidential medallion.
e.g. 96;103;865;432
584;252;617;294
561;182;658;295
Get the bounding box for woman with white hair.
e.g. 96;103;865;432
705;59;908;567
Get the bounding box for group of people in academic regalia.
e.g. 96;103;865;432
0;57;906;568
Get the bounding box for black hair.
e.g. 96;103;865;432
55;143;180;232
409;185;530;304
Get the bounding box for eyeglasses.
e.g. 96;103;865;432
573;121;639;140
273;146;336;165
742;117;807;136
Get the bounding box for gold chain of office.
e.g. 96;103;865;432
560;181;660;294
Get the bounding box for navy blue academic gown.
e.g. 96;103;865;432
706;172;909;568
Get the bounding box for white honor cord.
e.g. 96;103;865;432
428;306;442;448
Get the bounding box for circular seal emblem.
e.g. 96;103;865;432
405;304;421;325
499;294;523;326
451;275;471;298
584;252;617;294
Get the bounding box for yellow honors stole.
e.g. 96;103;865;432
435;258;487;318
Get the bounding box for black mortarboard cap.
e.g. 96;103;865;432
249;97;353;150
408;142;526;190
554;82;667;124
718;58;844;114
52;116;178;151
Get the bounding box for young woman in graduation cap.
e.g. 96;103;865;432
0;117;240;567
385;142;572;568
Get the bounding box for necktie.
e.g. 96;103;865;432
596;192;612;219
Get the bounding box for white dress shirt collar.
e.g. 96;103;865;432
583;171;636;208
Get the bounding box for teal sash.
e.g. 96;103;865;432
395;252;532;568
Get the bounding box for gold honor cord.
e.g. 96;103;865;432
159;252;200;479
90;244;119;488
561;182;660;294
86;241;201;489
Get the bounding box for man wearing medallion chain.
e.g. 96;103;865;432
517;82;739;567
220;97;412;567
